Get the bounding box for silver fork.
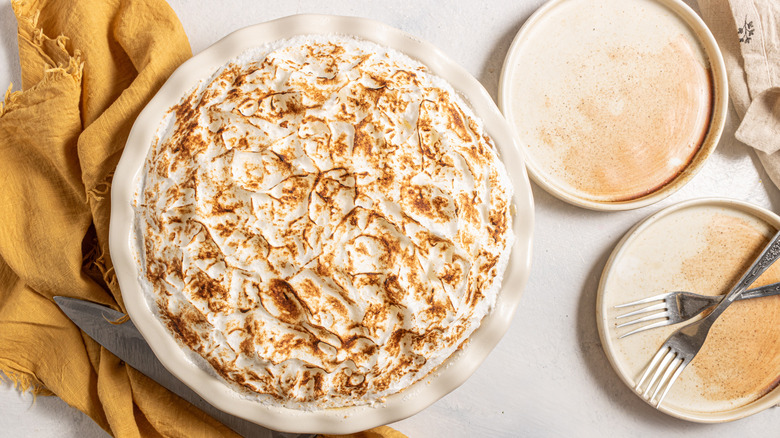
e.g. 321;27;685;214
614;282;780;338
635;230;780;407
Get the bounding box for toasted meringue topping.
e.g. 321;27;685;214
134;35;514;409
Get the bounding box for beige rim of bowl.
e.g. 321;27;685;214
498;0;728;211
596;198;780;422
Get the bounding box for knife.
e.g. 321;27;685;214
53;296;311;438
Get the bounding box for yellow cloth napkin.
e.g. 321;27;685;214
0;0;406;436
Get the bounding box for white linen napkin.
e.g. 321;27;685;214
698;0;780;187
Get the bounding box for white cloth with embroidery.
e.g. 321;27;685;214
698;0;780;187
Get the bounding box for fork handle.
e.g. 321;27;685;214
739;281;780;300
709;230;780;321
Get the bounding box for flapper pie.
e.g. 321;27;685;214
112;16;533;434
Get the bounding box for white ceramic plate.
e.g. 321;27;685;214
597;198;780;422
110;14;534;434
499;0;728;210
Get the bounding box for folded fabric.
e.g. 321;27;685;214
735;87;780;155
698;0;780;187
0;0;405;436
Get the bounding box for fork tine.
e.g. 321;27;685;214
614;293;668;308
615;310;668;328
636;346;668;392
649;354;681;403
615;302;666;319
645;350;675;397
656;359;687;407
618;319;672;339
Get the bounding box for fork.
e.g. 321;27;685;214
614;281;780;338
635;230;780;407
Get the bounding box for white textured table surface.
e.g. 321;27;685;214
1;0;779;436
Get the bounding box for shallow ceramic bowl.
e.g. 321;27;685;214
597;198;780;422
499;0;728;210
110;14;534;434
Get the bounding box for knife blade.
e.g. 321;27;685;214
53;296;310;438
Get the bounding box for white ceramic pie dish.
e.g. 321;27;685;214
110;14;534;434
